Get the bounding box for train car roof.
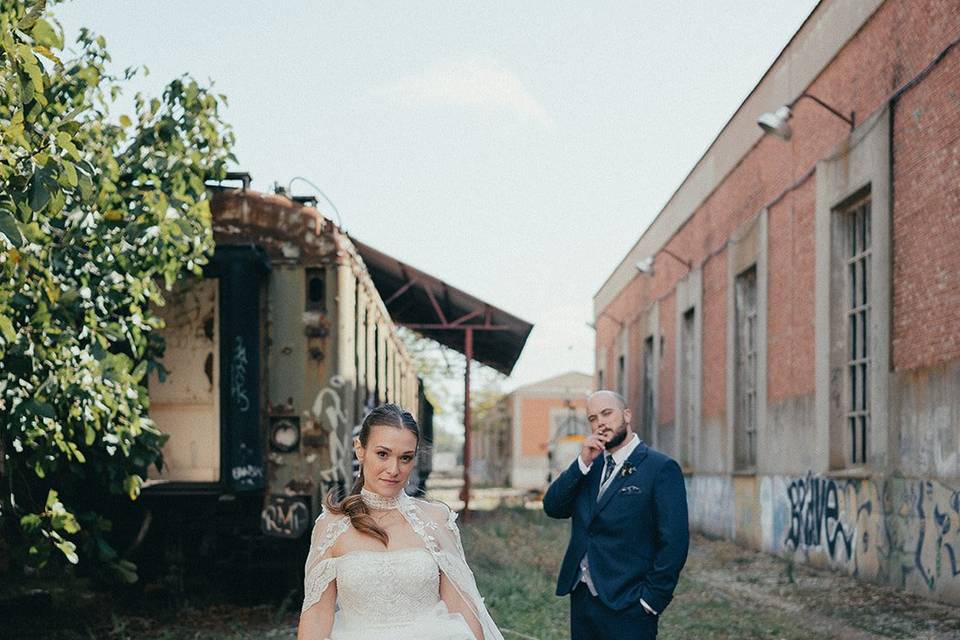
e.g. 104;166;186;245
207;184;533;376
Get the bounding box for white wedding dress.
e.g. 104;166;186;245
301;489;504;640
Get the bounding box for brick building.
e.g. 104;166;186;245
593;0;960;604
508;372;592;490
467;372;591;489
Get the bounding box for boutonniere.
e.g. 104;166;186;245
620;462;636;478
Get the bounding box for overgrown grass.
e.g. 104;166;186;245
11;507;960;639
461;508;828;640
461;508;571;640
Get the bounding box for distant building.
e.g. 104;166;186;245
593;0;960;605
507;372;593;490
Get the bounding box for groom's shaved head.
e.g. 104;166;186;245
586;390;632;451
587;389;627;410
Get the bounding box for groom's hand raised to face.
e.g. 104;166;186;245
580;430;610;466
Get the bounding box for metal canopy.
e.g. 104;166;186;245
351;238;533;376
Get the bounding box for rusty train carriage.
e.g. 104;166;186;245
144;187;425;551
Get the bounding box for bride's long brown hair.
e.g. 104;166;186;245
323;403;420;546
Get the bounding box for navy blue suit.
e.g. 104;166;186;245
543;440;689;639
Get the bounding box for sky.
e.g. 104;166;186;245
54;0;819;398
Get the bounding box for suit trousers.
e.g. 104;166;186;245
570;582;658;640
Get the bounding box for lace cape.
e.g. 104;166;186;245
302;493;503;640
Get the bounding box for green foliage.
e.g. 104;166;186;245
0;0;235;577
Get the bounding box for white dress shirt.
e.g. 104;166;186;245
577;433;657;615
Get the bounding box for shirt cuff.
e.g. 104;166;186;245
577;456;592;475
640;598;658;615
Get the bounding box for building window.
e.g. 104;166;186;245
735;266;757;470
846;197;871;465
641;336;655;442
680;308;696;467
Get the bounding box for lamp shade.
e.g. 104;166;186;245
757;105;793;141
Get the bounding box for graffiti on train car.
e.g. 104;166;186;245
230;335;251;413
261;495;311;538
232;441;265;489
312;375;353;496
312;375;349;435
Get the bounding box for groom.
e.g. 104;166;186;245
543;390;688;640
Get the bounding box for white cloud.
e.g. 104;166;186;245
377;57;554;128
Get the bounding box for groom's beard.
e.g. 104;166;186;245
603;419;629;450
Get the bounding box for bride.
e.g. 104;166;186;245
297;403;504;640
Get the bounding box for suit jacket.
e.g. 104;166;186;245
543;440;689;613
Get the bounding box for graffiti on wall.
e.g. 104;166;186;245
784;472;865;561
776;472;960;598
688;472;960;601
899;480;960;593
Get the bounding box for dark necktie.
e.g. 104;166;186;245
601;455;616;486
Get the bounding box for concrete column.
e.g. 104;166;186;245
815;105;892;473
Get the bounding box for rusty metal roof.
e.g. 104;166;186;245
350;238;533;376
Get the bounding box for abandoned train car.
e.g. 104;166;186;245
138;184;430;564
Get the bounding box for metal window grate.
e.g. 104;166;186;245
642;336;655;442
681;308;696;466
735;266;758;469
845;198;871;465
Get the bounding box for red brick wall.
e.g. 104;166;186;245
626;313;643;412
701;250;727;418
767;177;817;402
595;0;960;414
658;292;676;426
892;42;960;371
595;274;649;393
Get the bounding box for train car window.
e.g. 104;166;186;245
305;267;326;312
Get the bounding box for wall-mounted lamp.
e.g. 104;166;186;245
587;308;625;331
635;256;654;274
635;249;691;277
757;93;855;141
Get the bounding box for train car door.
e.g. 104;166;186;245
148;245;270;491
148;279;220;483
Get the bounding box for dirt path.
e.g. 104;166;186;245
681;533;960;640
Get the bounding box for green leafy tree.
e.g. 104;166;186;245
0;0;234;581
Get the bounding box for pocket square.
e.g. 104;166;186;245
620;485;642;495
